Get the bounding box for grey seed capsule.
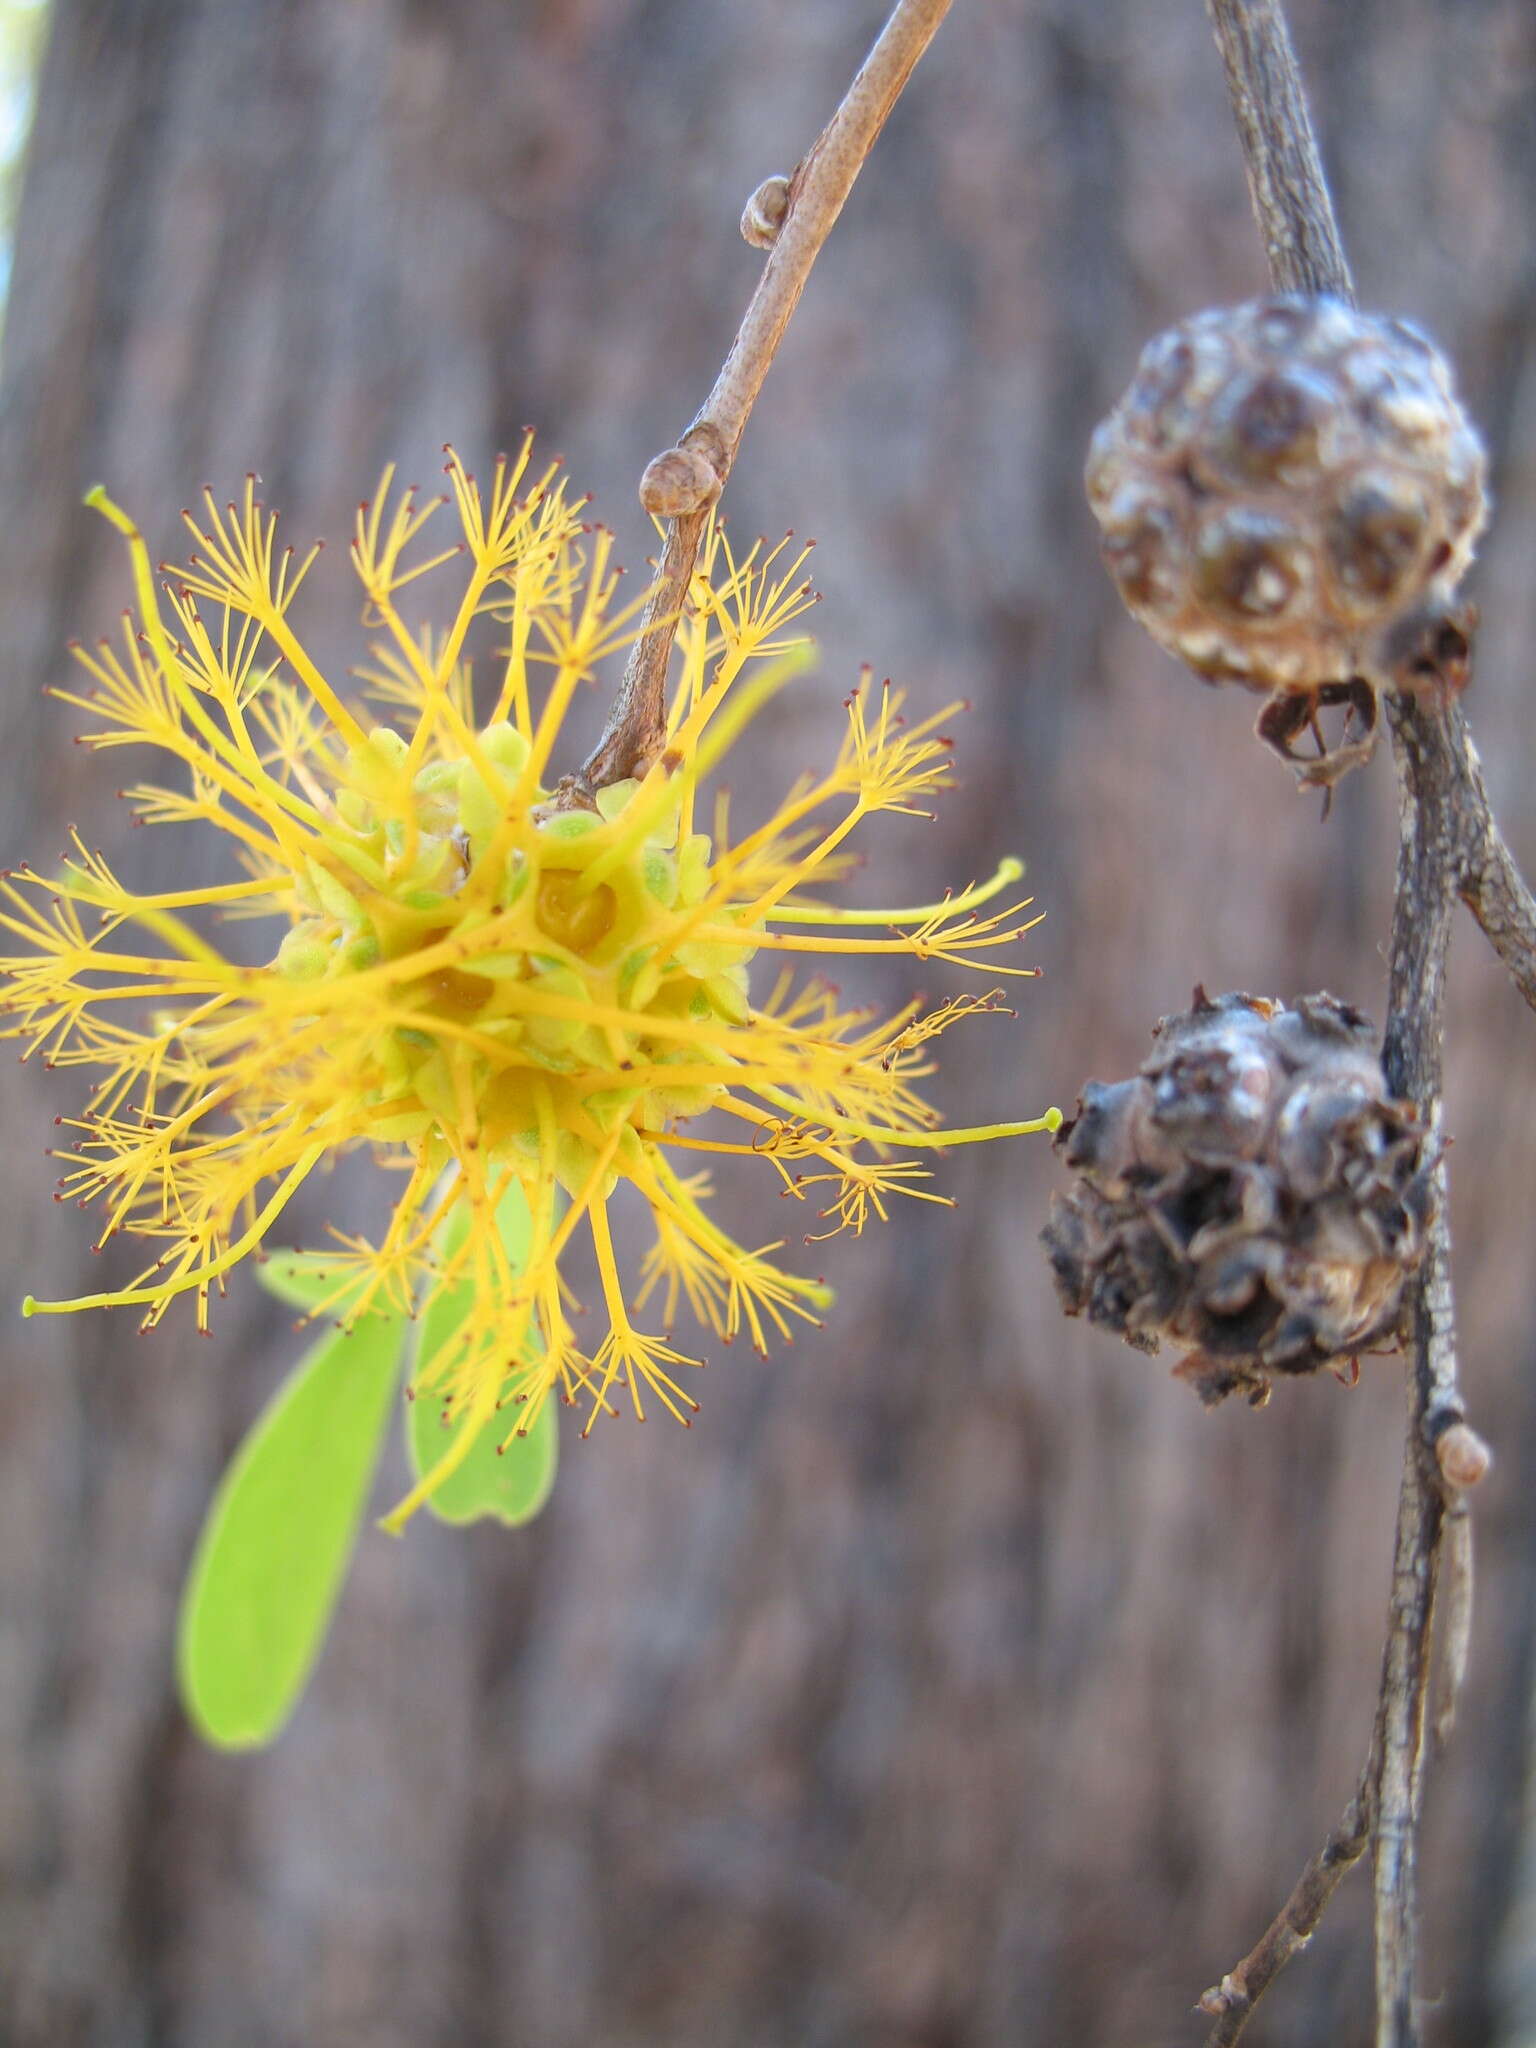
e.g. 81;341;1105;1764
1085;294;1488;702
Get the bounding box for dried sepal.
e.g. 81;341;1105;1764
1041;989;1438;1405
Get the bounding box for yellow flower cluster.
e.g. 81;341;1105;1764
2;441;1055;1525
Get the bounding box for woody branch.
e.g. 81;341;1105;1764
559;0;953;806
1197;3;1517;2043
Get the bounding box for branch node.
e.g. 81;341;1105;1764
741;173;792;249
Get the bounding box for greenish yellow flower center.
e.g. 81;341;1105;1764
266;719;757;1197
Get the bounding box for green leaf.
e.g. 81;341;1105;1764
255;1249;392;1322
177;1313;408;1750
406;1374;558;1527
405;1182;559;1526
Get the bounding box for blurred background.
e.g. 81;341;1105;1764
1;2;1534;2044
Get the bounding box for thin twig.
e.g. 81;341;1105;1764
1203;2;1512;2044
1372;686;1475;2048
566;0;953;802
1198;1765;1375;2045
1434;1503;1475;1747
1205;0;1352;300
1381;671;1536;1026
1457;750;1536;1013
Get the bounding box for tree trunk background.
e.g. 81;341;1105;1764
1;3;1534;2044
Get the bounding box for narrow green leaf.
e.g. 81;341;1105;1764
177;1314;407;1750
255;1249;391;1322
405;1183;559;1526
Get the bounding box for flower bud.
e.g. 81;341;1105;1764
639;444;721;518
276;920;332;983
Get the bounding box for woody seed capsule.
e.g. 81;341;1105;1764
1041;990;1438;1407
1085;296;1488;777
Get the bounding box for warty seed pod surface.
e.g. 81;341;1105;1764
1085;295;1487;697
1041;989;1438;1407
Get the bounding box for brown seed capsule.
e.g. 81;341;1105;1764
1085;296;1489;779
1041;990;1438;1407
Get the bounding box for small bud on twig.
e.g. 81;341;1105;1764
1199;1976;1244;2018
638;442;723;518
741;174;792;249
1434;1419;1491;1490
